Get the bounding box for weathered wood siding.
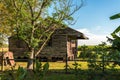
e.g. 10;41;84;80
39;35;67;60
9;37;29;57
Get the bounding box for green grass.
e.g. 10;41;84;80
1;61;120;71
0;48;8;52
47;61;88;70
0;61;88;71
0;60;120;74
1;61;120;80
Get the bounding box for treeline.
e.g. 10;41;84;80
77;42;112;59
77;42;120;71
78;45;111;51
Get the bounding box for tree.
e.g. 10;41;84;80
0;2;10;47
107;13;120;66
109;13;120;51
0;0;84;69
110;13;120;40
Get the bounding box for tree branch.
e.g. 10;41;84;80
68;0;84;16
54;0;84;23
19;0;25;10
12;0;19;11
34;0;46;21
35;29;56;56
26;1;34;25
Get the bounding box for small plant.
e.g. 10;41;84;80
88;42;110;72
1;66;27;80
1;60;49;80
64;64;71;73
71;61;83;80
72;61;81;76
33;60;49;80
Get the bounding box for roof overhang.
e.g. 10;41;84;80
67;34;88;40
77;33;89;39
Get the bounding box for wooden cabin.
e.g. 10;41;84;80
9;27;88;61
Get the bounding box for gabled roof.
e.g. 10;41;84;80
54;27;88;39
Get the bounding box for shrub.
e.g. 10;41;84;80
0;60;49;80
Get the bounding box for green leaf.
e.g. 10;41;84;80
17;67;27;80
111;33;120;40
43;62;49;75
35;60;42;71
110;13;120;20
31;38;40;48
112;26;120;34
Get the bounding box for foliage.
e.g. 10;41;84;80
0;1;14;46
43;71;120;80
0;60;49;80
109;13;120;51
88;42;115;72
78;42;120;71
0;2;11;35
78;45;95;51
78;45;97;59
44;73;76;80
1;67;27;80
108;49;120;66
72;61;82;80
110;13;120;20
23;60;49;80
106;12;120;66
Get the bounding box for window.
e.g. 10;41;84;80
47;38;52;47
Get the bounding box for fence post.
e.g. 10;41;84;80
1;53;4;71
102;52;105;73
33;52;36;71
65;53;68;74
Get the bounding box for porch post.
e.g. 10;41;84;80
1;48;4;71
65;34;68;74
75;40;78;59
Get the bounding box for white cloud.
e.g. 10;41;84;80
76;28;111;45
91;26;110;35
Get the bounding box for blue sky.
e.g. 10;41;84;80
70;0;120;45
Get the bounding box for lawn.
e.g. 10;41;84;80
0;48;8;52
0;61;88;71
1;60;120;70
1;61;120;80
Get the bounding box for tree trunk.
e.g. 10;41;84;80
27;48;34;70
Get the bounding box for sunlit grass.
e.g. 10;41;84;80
1;61;120;71
43;61;88;70
0;48;8;52
0;61;88;71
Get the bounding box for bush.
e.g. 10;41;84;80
0;60;49;80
